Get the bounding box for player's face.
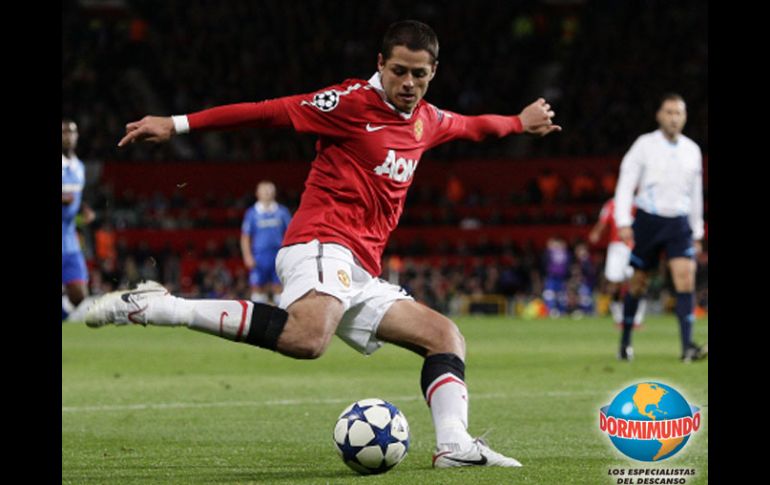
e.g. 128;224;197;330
257;183;275;202
378;46;437;114
656;99;687;138
62;121;78;152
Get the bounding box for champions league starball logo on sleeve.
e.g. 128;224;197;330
599;382;701;462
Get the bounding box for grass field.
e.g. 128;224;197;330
62;315;708;484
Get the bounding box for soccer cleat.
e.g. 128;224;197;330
618;345;634;361
432;437;522;468
85;281;169;328
681;343;708;363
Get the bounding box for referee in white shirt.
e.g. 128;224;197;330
613;93;707;363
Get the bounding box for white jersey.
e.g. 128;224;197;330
614;129;704;240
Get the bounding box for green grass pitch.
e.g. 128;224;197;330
62;315;708;484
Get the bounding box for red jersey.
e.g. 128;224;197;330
598;198;636;245
188;74;523;276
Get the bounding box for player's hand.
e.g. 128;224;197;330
588;229;600;245
694;240;703;255
519;98;562;137
618;226;634;246
118;116;175;147
82;205;96;225
244;256;256;270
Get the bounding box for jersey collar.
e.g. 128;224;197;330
367;72;416;120
62;154;75;170
255;201;278;213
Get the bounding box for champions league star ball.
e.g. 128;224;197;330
333;398;410;475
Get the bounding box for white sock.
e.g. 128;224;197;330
425;373;473;450
251;292;268;304
272;292;282;306
146;296;254;341
66;296;98;322
62;295;75;319
634;299;647;325
610;301;623;323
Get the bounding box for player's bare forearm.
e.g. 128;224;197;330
80;202;96;224
618;226;634;246
519;98;562;136
240;235;255;269
588;222;605;244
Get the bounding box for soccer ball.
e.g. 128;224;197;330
332;398;410;475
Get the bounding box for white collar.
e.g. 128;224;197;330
367;72;415;120
62;154;74;169
256;201;278;213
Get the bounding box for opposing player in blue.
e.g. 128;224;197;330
240;181;292;305
62;119;95;320
614;94;707;362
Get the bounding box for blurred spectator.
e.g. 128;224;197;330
541;238;570;316
571;171;598;202
536;169;562;203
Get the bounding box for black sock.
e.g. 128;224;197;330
420;353;465;399
675;292;694;354
243;303;288;350
621;293;640;348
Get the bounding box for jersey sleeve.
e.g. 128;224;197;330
689;150;705;240
614;137;645;228
280;206;293;231
186;80;365;138
426;105;523;148
241;209;255;235
277;80;365;138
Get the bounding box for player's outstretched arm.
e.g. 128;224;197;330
118;116;175;147
519;98;562;136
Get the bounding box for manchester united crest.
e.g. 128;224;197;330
414;119;423;142
337;269;351;288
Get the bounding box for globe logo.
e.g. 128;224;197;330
599;382;701;461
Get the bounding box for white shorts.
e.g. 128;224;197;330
605;241;634;283
275;239;413;355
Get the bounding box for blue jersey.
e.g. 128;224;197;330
62;154;85;254
241;202;292;256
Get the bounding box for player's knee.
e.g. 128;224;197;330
290;336;328;360
428;318;465;357
629;273;649;296
279;313;336;360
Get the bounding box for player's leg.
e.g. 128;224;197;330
666;218;706;362
376;301;521;468
249;265;269;304
62;251;91;321
85;241;351;360
266;255;283;306
604;242;630;325
85;279;344;359
669;256;706;361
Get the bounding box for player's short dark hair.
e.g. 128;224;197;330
381;20;439;63
660;93;685;108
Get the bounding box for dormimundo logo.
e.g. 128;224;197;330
599;382;701;462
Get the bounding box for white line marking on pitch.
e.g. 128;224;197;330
62;390;603;413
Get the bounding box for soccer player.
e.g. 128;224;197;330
240;180;292;305
588;198;646;335
62;119;95;321
87;20;560;467
614;93;706;363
